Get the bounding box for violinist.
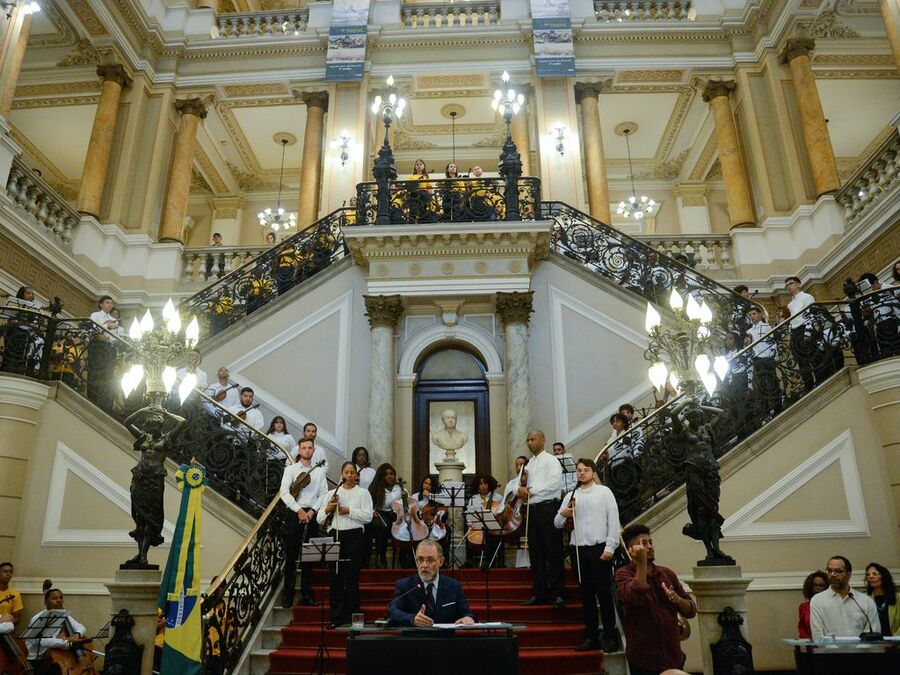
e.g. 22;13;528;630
227;387;264;430
553;458;622;653
367;464;402;569
466;475;503;568
205;367;240;416
316;462;373;628
352;446;376;490
280;438;329;608
412;476;447;542
25;586;88;672
390;479;429;568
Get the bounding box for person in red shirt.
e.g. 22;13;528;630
797;570;828;638
615;524;696;675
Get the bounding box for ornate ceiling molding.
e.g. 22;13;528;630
221;83;290;98
618;70;685;83
814;69;899;79
28;0;78;48
56;38;111;68
11;95;99;109
811;53;895;66
14;81;100;98
65;0;109;36
193;145;229;195
795;10;860;38
688;133;719;181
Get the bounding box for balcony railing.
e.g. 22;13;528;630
354;176;540;226
597;287;900;524
402;0;500;27
836;128;900;223
636;234;734;272
184;245;270;282
594;0;692;22
4;157;80;246
215;9;309;38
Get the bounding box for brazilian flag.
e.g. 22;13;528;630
158;464;208;674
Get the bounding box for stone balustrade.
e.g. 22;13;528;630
836;129;900;223
594;0;692;22
215;10;309;38
4;158;80;246
402;1;500;27
635;234;734;271
183;245;270;282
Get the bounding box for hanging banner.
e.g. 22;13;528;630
325;0;370;81
529;0;576;77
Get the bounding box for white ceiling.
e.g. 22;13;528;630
9;104;96;179
818;79;900;157
597;92;681;159
230;104;308;170
29;10;58;36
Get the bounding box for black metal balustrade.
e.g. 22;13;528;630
354;176;541;226
598;288;900;524
182;208;348;338
0;306;292;516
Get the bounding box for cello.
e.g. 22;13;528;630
497;459;529;544
390;479;428;548
42;617;99;675
0;633;33;675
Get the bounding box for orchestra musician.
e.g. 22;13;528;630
317;462;373;628
411;476;447;543
0;562;22;630
465;475;504;568
280;438;329;608
352;446;376;490
553;458;622;652
502;456;530;568
301;422;327;466
25;585;90;674
517;430;566;609
205;367;240;419
227;387;264;429
367;463;402;569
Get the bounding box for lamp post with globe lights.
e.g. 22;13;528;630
370;75;406;225
490;70;524;221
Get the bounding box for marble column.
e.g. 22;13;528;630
689;565;753;675
159;98;207;243
0;376;49;561
879;0;900;74
364;295;404;467
77;65;132;217
298;91;328;226
701;80;755;229
0;12;32;118
574;82;612;224
106;568;162;675
511;88;532;177
496;291;533;466
779;38;840;197
857;359;900;525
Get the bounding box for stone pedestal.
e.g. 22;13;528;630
106;568;163;675
689;564;752;675
435;457;465;483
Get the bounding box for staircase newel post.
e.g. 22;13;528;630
499;123;522;222
372;136;396;226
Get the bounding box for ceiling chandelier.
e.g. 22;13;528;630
616;122;656;221
257;135;297;232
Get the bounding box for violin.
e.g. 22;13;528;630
234;403;260;421
288;459;326;499
320;479;345;532
391;479;428;547
213;382;239;402
0;633;33;675
420;495;448;541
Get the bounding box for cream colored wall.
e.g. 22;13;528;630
642;373;900;671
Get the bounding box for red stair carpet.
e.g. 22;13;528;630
268;567;605;675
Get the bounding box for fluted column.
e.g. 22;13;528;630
879;0;900;74
298;91;328;226
0;11;32;118
364;294;404;467
574;82;612;223
496;291;533;466
779;38;840;197
701;80;755;229
511;87;532;177
77;65;132;217
160;98;207;243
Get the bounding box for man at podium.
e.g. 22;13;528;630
388;538;475;627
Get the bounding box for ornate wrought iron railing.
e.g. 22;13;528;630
5;157;81;246
181;208;348;339
215;9;309;38
354;176;541;226
835;127;900;223
541;201;755;338
401;0;500;27
597;287;900;524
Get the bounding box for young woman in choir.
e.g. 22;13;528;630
405;159;434;222
442;162;465;221
368;463;402;568
266;416;298;463
465;474;504;568
317;461;373;628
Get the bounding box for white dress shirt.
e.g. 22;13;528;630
357;466;376;490
747;320;776;358
316;485;373;530
280;459;329;511
525;450;563;504
89;310;117;332
376;484;402;511
788;291;816;330
467;492;501;513
25;611;87;660
810;587;880;641
206;381;240;410
553;483;620;552
227;403;264;431
267;432;297;462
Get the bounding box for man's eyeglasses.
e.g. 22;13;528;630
416;557;439;565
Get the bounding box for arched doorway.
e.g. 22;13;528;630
413;346;491;482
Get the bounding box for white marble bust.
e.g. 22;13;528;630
431;409;469;460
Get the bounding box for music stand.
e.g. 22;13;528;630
301;538;341;675
21;609;69;661
558;455;577;492
465;510;502;622
434;481;467;570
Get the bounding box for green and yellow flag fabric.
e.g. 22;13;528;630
158;463;208;674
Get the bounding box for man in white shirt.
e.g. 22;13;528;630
747;307;781;416
87;295;119;411
301;421;326;465
810;556;880;641
205;367;239;415
25;587;88;664
553;442;577;494
554;458;621;653
517;430;565;609
280;438;328;608
783;276;817;392
228;387;264;430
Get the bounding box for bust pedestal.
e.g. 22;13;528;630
689;564;752;675
106;568;163;675
435;457;465;483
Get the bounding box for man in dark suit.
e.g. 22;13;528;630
388;538;475;627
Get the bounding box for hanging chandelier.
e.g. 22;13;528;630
257;135;297;232
616;123;656;221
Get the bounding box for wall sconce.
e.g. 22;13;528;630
331;131;352;166
550;124;568;157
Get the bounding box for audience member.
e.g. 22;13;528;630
893;259;900;286
212;232;223;247
265;232;276;245
616;524;696;675
865;562;899;636
747;307;780;416
87;295;119;411
809;555;879;641
798;570;828;638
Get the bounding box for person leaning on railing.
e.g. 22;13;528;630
88;295;120;412
401;159;436;223
206;288;235;336
466;165;503;221
441;162;465;221
49;333;85;389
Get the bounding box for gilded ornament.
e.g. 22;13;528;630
409;263;422;276
474;261;488;274
441;262;455;275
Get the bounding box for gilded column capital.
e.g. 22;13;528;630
496;291;534;327
364;294;404;329
175;97;208;119
779;37;815;64
574;80;610;102
97;64;131;89
301;91;329;112
701;79;736;103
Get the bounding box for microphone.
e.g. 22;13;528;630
847;592;881;642
384;582;423;617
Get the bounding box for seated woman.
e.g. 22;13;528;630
798;570;828;638
465;474;504;568
411;475;447;542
